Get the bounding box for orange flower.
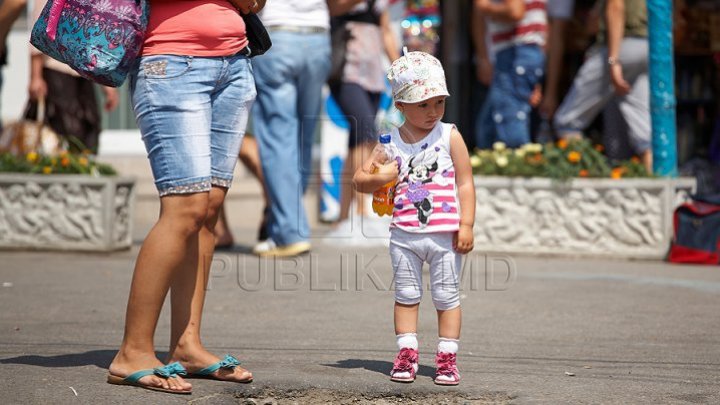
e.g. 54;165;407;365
557;139;569;149
610;168;625;179
631;156;641;164
61;156;70;167
579;169;589;177
42;166;52;174
567;151;582;163
79;157;89;167
594;144;604;152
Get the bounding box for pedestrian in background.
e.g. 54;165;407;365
108;0;262;395
553;0;652;173
354;51;475;386
327;0;399;231
0;0;28;129
27;0;118;153
474;0;548;149
251;0;332;257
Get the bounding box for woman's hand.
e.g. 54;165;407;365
609;63;630;95
28;76;48;101
453;224;474;254
102;87;119;112
228;0;265;14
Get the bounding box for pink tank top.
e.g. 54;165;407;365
390;123;461;233
143;0;248;57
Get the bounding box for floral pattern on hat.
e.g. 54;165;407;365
387;50;450;103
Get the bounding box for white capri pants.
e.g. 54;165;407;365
390;229;462;311
554;37;650;154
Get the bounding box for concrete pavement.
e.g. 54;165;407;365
0;157;719;404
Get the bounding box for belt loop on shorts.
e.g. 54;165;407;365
266;25;328;34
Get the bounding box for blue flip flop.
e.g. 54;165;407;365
107;362;191;394
189;354;253;383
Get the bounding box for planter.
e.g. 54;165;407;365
0;174;136;251
474;176;696;259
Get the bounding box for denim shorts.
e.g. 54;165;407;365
129;53;256;196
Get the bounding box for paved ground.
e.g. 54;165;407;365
1;158;719;404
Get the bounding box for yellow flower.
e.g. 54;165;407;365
557;139;569;149
26;152;38;163
496;155;509;168
79;157;89;167
525;143;543;153
469;155;482;168
42;166;52;174
50;157;58;166
514;149;526;158
493;141;506;152
567;151;582;163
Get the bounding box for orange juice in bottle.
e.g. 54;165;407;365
371;134;398;217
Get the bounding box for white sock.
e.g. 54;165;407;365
396;333;418;350
438;337;459;354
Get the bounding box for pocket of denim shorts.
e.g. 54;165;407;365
140;55;193;80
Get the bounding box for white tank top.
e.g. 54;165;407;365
390;122;460;233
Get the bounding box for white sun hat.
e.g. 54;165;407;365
387;48;450;103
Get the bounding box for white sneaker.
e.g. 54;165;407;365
252;239;276;255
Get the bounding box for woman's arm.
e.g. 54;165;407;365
0;0;27;55
449;128;476;254
228;0;266;14
328;0;365;17
471;4;492;85
606;0;630;95
380;10;400;62
475;0;526;23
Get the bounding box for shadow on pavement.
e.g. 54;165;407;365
0;350;169;369
322;359;436;378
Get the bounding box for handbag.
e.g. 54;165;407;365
242;12;272;57
0;97;66;157
668;194;720;265
30;0;150;88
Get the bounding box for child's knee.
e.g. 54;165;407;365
395;287;423;306
431;288;460;310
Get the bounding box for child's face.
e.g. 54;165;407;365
396;96;447;131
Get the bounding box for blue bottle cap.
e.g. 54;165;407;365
379;133;391;144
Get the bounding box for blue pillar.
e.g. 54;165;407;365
647;0;677;176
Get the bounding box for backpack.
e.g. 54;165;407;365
668;194;720;265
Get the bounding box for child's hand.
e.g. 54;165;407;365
453;224;474;254
372;160;399;182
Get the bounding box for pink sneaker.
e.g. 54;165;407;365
390;348;419;383
434;352;460;385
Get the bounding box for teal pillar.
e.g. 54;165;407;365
647;0;677;176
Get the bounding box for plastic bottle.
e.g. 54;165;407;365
371;134;398;217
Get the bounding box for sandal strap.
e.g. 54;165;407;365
194;354;241;375
124;362;187;383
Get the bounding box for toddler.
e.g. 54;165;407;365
354;51;476;385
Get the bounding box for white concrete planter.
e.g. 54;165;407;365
0;174;136;251
474;176;696;259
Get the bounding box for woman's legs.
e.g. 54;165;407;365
166;186;252;382
109;193;210;392
331;83;381;223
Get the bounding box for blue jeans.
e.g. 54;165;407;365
252;30;331;245
129;54;256;196
477;44;545;148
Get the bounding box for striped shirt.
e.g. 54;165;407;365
390;122;460;234
487;0;547;54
